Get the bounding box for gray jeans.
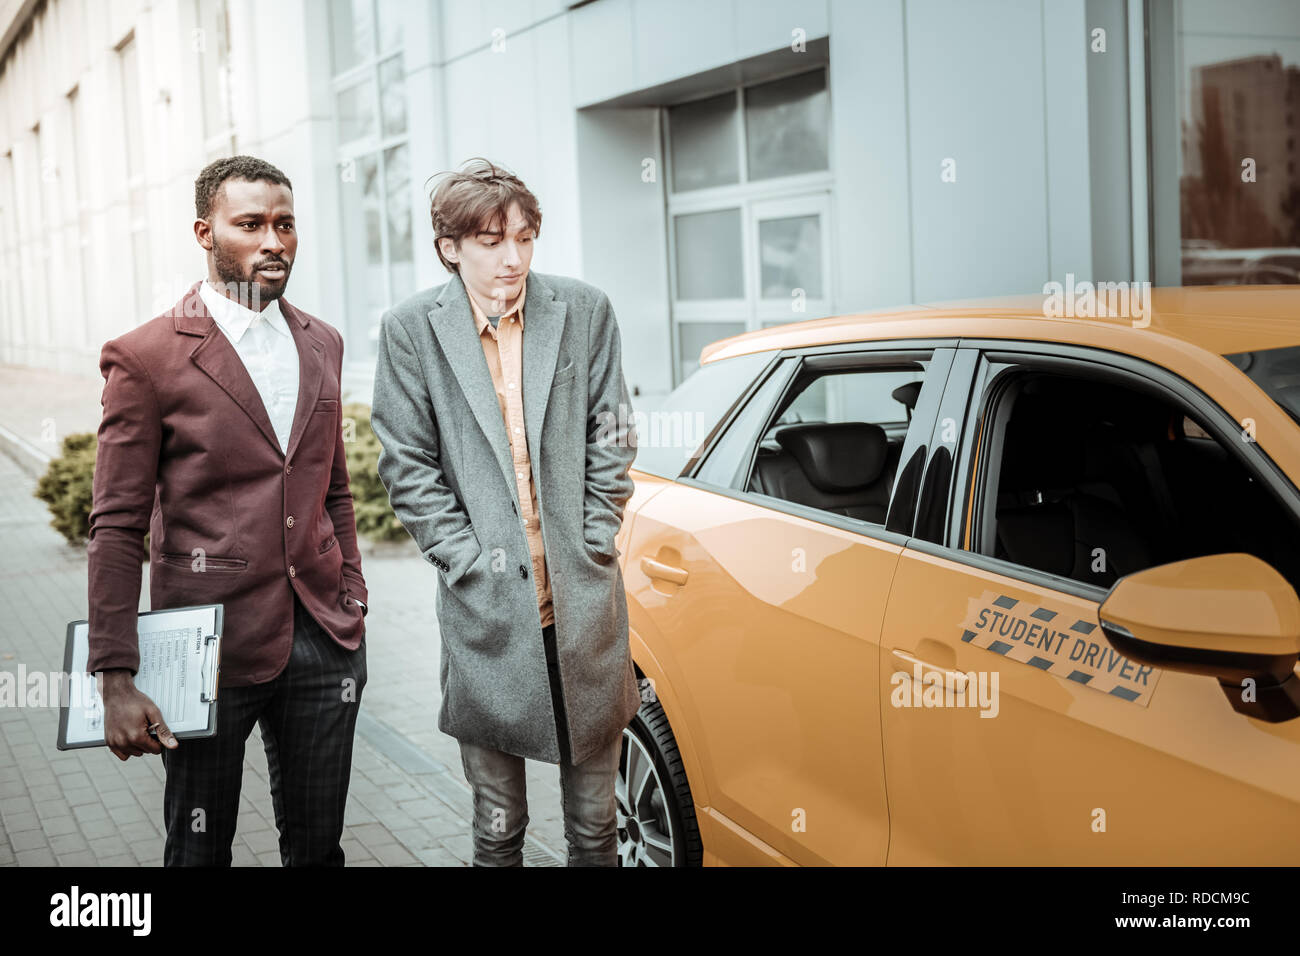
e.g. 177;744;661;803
457;623;622;866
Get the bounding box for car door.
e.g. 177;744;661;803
879;342;1300;865
625;341;957;865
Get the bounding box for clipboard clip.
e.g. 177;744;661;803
200;632;220;703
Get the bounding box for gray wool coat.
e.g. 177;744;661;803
369;269;641;765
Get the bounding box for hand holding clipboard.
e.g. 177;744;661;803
58;604;222;756
100;669;179;759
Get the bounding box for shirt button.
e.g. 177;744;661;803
285;515;294;528
516;471;523;479
288;565;296;578
508;382;516;389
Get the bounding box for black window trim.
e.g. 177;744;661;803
677;337;959;549
907;347;979;542
904;338;1300;605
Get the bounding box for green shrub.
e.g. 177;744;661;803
34;433;99;545
342;402;408;542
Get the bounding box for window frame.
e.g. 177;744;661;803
690;355;801;490
679;338;958;548
750;193;833;322
329;0;409;362
671;349;785;480
909;340;1300;603
661;66;834;387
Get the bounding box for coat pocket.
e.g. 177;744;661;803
551;362;576;388
585;543;617;565
157;551;248;573
319;534;338;554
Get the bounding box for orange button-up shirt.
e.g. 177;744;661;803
467;277;555;629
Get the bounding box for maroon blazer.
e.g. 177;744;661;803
86;282;368;686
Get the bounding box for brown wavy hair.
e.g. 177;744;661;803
426;158;542;274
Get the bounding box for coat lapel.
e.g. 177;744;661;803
175;282;324;461
427;271;567;498
519;276;566;472
279;299;325;463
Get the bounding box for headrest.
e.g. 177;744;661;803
1273;385;1300;421
892;381;922;411
775;422;889;493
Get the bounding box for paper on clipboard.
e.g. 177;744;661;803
59;604;222;749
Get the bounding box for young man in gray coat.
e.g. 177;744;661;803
369;158;640;866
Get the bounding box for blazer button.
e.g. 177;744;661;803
288;565;296;578
285;464;293;475
519;564;527;579
285;515;294;528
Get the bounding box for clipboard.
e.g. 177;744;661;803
57;604;223;750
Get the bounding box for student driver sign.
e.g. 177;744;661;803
959;590;1162;706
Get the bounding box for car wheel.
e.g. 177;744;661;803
616;680;703;866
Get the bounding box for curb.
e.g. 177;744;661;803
0;422;52;480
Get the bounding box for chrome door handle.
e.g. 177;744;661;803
890;649;969;693
640;556;689;586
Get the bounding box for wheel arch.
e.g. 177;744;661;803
628;625;713;812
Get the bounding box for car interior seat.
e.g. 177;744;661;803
751;421;897;523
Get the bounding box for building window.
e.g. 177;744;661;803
0;152;17;357
1174;2;1300;286
196;0;236;159
32;123;52;352
330;0;412;362
68;85;92;345
118;34;150;319
663;68;832;385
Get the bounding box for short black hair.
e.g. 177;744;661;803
194;155;292;220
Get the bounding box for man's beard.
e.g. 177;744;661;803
211;236;292;307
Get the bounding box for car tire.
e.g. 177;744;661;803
617;678;703;866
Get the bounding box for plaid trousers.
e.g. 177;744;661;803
159;589;367;866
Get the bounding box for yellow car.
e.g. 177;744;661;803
612;286;1300;866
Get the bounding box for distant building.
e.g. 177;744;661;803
1;0;1297;408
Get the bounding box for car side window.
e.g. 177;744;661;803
967;364;1300;593
729;354;932;526
632;350;773;479
693;357;796;488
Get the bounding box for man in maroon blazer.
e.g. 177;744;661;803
86;155;369;866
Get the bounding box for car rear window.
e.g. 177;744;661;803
1224;346;1300;425
631;351;773;479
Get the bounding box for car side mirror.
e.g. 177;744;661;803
1098;553;1300;722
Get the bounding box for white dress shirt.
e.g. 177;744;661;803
196;280;365;614
198;279;300;455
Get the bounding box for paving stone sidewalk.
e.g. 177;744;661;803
0;369;576;866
